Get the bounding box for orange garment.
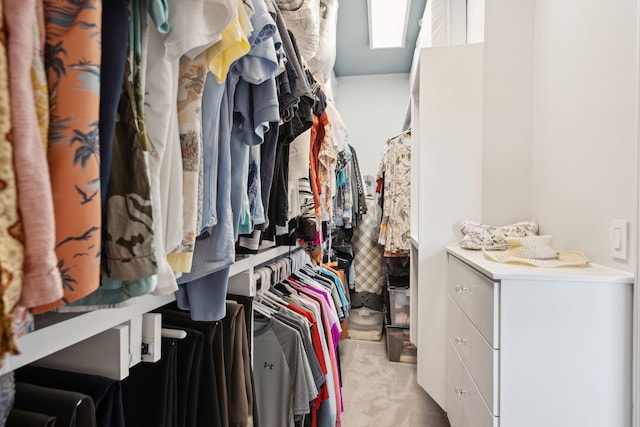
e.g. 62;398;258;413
36;0;103;313
325;265;345;291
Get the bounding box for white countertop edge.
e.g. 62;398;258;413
447;245;634;283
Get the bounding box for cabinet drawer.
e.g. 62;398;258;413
448;297;498;415
447;342;497;427
447;377;465;427
448;255;499;347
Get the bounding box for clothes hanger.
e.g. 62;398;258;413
256;295;280;311
253;301;273;319
260;287;284;306
279;259;291;279
268;263;280;285
254;282;280;317
274;281;294;297
270;283;288;298
255;267;274;295
301;264;321;277
256;261;286;307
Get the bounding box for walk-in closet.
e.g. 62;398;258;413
1;0;640;426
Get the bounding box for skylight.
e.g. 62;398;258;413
368;0;411;49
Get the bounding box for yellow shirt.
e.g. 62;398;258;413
206;0;252;83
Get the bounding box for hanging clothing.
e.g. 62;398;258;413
234;73;280;234
276;0;319;62
206;0;252;84
146;0;237;294
178;0;281;321
229;0;279;240
175;76;235;322
66;0;157;310
0;0;24;357
122;337;180;427
319;100;341;224
12;382;97;427
306;0;338;77
31;0;49;151
377;131;412;257
223;302;256;427
289;283;341;426
167;52;209;273
98;0;128;209
101;0;156;284
199;70;223;236
15;366;125;427
271;5;311;113
158;307;226;427
35;0;104;313
348;144;367;225
253;249;347;427
164;0;243;271
6;410;56;427
333;148;353;229
144;6;182;297
253;316;318;427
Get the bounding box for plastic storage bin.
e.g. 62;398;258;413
385;325;417;363
387;287;410;327
348;306;384;341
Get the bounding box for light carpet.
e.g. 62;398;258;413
339;338;450;427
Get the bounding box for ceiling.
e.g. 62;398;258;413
334;0;427;77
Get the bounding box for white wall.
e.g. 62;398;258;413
480;0;534;225
335;74;410;178
530;0;639;271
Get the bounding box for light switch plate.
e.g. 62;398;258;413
610;219;629;261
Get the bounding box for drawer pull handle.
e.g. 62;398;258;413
455;285;471;294
454;336;468;345
454;388;467;396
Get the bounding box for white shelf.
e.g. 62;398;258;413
230;245;298;277
2;293;175;375
3;244;302;375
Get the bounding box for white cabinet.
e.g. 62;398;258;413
447;246;634;427
409;43;484;409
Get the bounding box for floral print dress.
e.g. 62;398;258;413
377;132;411;257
